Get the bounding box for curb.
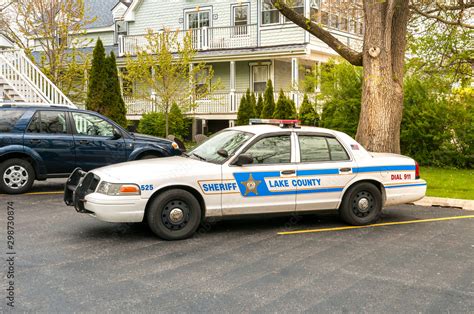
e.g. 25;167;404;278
412;196;474;211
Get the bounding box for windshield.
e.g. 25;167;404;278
189;130;253;164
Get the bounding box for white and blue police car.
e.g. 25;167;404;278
64;119;427;240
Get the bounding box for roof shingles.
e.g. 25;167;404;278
84;0;120;29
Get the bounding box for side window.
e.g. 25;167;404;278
245;135;291;164
72;113;115;137
327;137;350;161
27;111;67;134
0;110;24;133
299;136;330;162
299;135;350;162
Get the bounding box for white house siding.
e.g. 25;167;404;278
128;0;259;36
274;59;292;91
235;61;250;92
259;25;306;47
71;31;115;48
210;62;230;92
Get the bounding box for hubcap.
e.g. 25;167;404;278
358;198;370;212
161;200;190;230
169;208;184;223
3;165;29;189
352;191;374;218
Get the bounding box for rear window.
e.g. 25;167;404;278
0;110;24;133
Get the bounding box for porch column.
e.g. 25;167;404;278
291;57;299;108
229;61;236;112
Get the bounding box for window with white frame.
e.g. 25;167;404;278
233;4;249;35
186;11;210;29
114;20;127;44
252;65;269;92
262;0;280;25
285;0;305;22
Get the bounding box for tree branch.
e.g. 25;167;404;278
271;0;363;66
410;1;474;29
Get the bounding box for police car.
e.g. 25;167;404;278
64;119;427;240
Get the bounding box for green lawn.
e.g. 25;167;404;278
421;167;474;200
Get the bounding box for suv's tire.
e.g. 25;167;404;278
147;189;201;240
0;159;35;194
339;182;382;226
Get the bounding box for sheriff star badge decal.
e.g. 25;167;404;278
240;173;261;196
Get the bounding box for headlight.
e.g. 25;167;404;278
171;142;180;150
96;182;141;196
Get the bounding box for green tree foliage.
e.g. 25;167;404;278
298;94;319;126
318;60;362;137
401;77;473;168
104;52;127;127
255;93;264;118
273;89;296;119
261;80;275;118
86;39;107;113
124;29;219;136
138;103;191;139
237;89;256;126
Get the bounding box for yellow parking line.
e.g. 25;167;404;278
25;191;64;195
278;215;474;235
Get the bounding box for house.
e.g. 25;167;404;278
22;0;364;136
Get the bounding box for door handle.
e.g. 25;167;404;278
281;170;296;175
339;167;352;173
79;140;89;145
29;139;41;144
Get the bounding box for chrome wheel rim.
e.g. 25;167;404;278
3;165;29;189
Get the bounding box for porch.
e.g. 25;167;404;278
124;90;317;118
119;25;259;56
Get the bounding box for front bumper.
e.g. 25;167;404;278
64;168;147;223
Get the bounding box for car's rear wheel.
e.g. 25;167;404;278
147;189;201;240
0;159;35;194
339;182;382;225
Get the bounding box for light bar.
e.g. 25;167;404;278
249;119;301;128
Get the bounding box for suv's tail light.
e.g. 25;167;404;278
415;162;420;179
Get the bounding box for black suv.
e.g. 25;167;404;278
0;104;182;194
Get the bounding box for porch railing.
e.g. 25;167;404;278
124;91;317;116
119;24;258;56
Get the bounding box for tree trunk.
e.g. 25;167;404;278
355;0;409;153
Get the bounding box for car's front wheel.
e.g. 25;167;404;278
339;182;382;226
146;189;201;240
0;158;35;194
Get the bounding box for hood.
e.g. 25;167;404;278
131;133;173;145
91;156;216;182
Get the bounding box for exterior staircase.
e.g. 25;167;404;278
0;49;74;106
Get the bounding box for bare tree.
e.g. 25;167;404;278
0;0;95;103
271;0;473;153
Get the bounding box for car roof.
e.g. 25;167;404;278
229;124;340;137
0;102;78;109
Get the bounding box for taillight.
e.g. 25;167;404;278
415;162;420;179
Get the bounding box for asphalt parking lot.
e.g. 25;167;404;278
1;179;473;312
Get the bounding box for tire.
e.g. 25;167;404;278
147;189;201;240
138;154;160;160
339;182;382;226
0;158;35;194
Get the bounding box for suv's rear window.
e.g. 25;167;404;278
0;110;24;132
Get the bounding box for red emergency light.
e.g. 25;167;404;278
249;119;301;128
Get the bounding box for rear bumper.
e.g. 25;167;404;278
384;180;427;206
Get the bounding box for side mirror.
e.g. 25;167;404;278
111;129;122;140
217;149;228;158
233;154;253;166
